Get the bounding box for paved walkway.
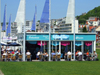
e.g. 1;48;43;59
0;70;4;75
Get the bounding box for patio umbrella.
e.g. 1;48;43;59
1;43;5;46
5;42;21;50
7;42;21;46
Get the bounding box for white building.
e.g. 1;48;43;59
54;0;78;33
86;17;100;26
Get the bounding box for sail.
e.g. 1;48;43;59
2;5;6;31
40;0;49;23
40;0;49;32
31;6;37;31
15;0;25;33
6;15;11;36
66;0;75;24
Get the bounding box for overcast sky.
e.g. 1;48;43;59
1;0;100;22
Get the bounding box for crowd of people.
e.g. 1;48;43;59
1;46;98;61
1;46;22;61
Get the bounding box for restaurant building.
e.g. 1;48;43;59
18;32;96;60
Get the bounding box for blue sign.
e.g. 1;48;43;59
51;35;69;40
26;34;96;41
26;35;49;40
75;35;95;41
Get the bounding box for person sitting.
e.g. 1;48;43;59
75;50;79;60
43;51;49;61
26;50;31;55
2;51;7;61
64;52;67;60
86;50;90;61
51;50;56;57
11;50;16;61
93;51;98;61
26;50;31;61
36;50;40;60
56;50;61;55
51;50;56;61
67;51;72;61
77;50;82;61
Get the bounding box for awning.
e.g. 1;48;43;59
61;41;70;46
51;41;59;46
85;41;92;46
75;41;82;46
28;41;37;44
37;41;47;46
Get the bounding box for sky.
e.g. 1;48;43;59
1;0;100;22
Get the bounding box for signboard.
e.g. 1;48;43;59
75;35;95;41
51;35;69;40
26;34;96;41
2;37;12;42
26;35;49;40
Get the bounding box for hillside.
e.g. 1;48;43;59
76;6;100;24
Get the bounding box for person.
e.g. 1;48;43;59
64;52;67;60
57;50;61;55
51;50;56;61
2;51;7;61
36;50;40;60
16;49;21;60
93;51;98;61
67;51;72;61
26;50;31;61
86;50;90;61
77;50;82;61
51;50;56;57
43;51;49;61
26;50;31;55
75;50;79;60
3;51;7;56
11;50;15;56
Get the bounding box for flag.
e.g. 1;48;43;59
2;5;6;31
6;15;11;36
31;5;37;31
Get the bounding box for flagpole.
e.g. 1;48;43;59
73;0;76;61
35;5;37;32
23;0;26;61
0;0;1;61
49;0;51;61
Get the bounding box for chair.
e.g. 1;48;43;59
39;55;43;61
26;55;31;61
2;55;6;61
78;55;82;61
18;55;23;61
52;55;56;61
57;55;61;61
67;55;71;61
7;54;11;61
11;56;16;61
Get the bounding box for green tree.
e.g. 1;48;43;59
82;27;88;32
